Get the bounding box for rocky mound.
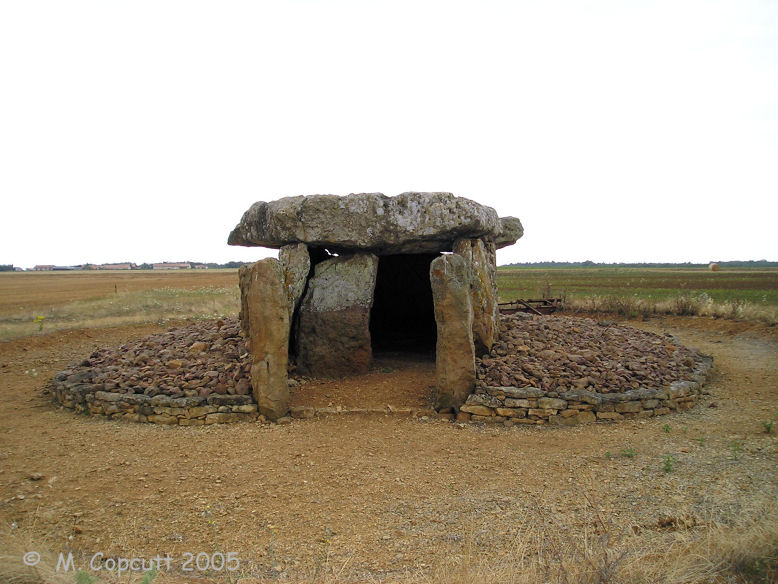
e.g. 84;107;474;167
49;314;710;425
54;318;253;400
477;313;704;393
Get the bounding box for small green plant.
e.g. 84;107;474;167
312;526;333;582
729;440;744;459
764;420;775;434
139;568;158;584
75;571;97;584
695;436;706;446
33;315;45;332
605;451;613;460
380;366;393;373
267;523;279;573
662;454;676;473
619;447;637;459
202;503;235;583
662;424;672;433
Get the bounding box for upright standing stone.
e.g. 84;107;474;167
279;243;311;317
238;259;290;420
297;253;379;377
430;254;476;410
454;238;499;356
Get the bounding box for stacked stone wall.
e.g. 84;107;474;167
52;382;259;425
459;356;713;425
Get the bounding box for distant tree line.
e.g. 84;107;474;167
0;264;14;272
502;260;778;268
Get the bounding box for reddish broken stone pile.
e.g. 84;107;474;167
477;313;702;393
60;318;253;399
50;313;709;425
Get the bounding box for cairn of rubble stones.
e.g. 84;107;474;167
457;312;713;425
49;319;261;425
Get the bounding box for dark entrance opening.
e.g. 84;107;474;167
370;254;438;353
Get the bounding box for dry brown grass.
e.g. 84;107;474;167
425;500;778;584
4;511;775;584
563;294;778;323
1;530;75;584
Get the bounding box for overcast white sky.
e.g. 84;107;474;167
1;1;776;268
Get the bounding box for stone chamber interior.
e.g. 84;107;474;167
287;249;438;366
369;253;438;354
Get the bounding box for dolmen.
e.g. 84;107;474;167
228;192;522;419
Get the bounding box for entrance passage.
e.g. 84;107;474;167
370;254;438;353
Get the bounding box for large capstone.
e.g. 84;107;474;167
297;253;379;377
228;192;522;254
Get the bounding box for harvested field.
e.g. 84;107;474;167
0;270;239;313
497;266;778;322
0;271;240;340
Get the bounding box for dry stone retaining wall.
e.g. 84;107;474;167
52;381;259;425
51;353;713;426
460;355;713;425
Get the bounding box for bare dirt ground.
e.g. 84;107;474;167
1;316;776;583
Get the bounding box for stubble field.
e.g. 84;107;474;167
498;266;778;322
0;268;776;583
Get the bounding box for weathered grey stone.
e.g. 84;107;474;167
279;243;311;317
238;259;290;420
494;217;524;249
229;192;522;254
465;393;502;408
431;254;476;410
668;380;698;399
290;405;315;419
94;391;123;402
559;390;603;405
297;253;378;377
453;238;499;355
207;394;254;406
537;397;567;410
504;398;532;408
489;386;544;399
